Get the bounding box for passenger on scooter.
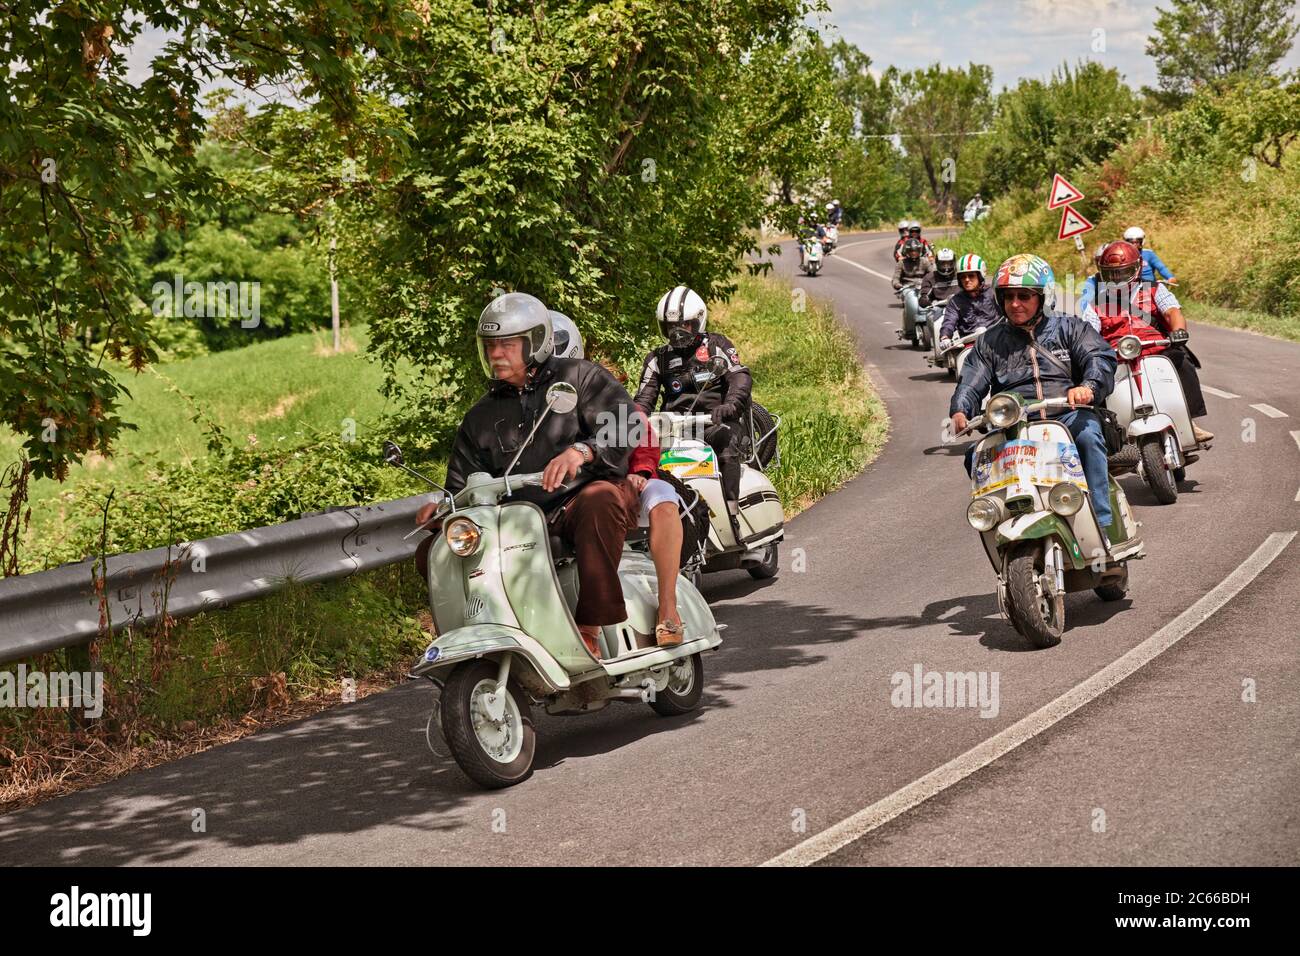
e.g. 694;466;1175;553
938;253;997;350
827;200;843;226
894;220;915;260
557;318;694;648
634;285;754;547
421;293;641;660
1092;241;1213;443
920;248;960;307
949;254;1120;531
907;223;936;261
892;238;931;291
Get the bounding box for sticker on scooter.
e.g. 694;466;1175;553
661;446;717;478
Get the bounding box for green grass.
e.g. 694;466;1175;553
2;324;403;522
1182;301;1300;343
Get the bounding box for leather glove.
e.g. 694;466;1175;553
710;403;736;425
939;337;953;351
1169;328;1189;345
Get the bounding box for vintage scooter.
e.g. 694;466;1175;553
649;358;784;580
1105;333;1207;504
800;237;824;276
895;283;924;347
823;223;839;255
382;381;723;789
958;393;1145;649
932;324;989;380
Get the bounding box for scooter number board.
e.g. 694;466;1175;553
971;437;1087;497
661;445;717;478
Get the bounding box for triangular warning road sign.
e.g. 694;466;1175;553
1047;173;1085;210
1057;203;1095;241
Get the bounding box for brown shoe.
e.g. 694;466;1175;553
1192;424;1214;443
655;620;684;647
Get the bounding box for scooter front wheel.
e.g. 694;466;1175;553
441;660;536;789
1005;541;1064;649
649;653;704;717
1139;434;1178;504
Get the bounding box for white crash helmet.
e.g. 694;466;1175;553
656;285;708;347
897;219;908;233
1123;225;1146;244
476;292;553;379
549;310;584;360
825;202;835;211
934;247;957;277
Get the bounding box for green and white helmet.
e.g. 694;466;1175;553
476;292;554;378
955;253;985;279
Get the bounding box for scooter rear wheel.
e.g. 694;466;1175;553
1140;434;1178;504
649;653;704;717
747;542;779;579
1094;565;1129;602
441;660;536;789
1005;541;1064;649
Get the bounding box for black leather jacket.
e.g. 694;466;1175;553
949;309;1117;419
633;332;753;418
445;356;637;511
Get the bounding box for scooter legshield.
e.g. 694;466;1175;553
412;623;572;693
994;511;1087;570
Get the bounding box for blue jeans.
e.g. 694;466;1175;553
965;407;1112;529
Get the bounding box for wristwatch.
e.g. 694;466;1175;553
572;442;594;464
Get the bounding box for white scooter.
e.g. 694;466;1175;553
384;382;722;789
823;224;839;254
650;360;784;580
800;237;824;276
959;393;1145;648
1105;334;1208;504
932;324;989;380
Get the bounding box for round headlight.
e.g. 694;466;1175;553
986;393;1023;430
1116;335;1143;361
1048;482;1085;517
445;517;482;557
967;496;1002;532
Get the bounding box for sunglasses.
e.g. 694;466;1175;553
1001;289;1041;302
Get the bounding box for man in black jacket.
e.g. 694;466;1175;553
634;285;753;544
426;293;641;658
950;254;1119;531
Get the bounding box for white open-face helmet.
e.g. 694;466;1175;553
476;292;553;379
825;202;835;211
656;285;708;348
935;247;957;277
548;310;584;360
1123;226;1145;244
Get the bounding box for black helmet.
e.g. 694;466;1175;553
902;238;923;259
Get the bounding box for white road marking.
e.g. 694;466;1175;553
1202;386;1240;399
835;255;895;283
1292;431;1300;502
763;530;1298;867
1250;403;1288;419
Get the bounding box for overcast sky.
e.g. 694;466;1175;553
816;0;1300;91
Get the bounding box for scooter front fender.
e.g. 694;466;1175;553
1126;412;1176;438
995;511;1086;569
412;623;572;694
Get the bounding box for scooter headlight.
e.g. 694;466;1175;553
986;393;1024;430
1047;482;1085;517
1116;335;1143;361
445;517;482;557
967;496;1003;532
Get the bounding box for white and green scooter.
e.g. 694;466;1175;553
958;393;1145;648
384;382;722;789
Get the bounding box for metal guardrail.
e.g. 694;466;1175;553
0;494;431;666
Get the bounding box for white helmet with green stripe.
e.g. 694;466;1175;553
956;253;986;279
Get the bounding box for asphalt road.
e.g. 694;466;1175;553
2;231;1297;867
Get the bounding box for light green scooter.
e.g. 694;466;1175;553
958;393;1145;648
383;382;723;789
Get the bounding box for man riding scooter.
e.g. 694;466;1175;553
938;253;997;350
892;238;931;292
415;293;640;660
949;254;1120;533
920;248;960;307
1091;240;1213;444
634;285;753;547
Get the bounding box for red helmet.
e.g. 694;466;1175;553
1098;241;1142;284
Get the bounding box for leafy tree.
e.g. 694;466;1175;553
890;63;994;217
1147;0;1299;98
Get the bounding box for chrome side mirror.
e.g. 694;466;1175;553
382;440;404;466
545;381;578;415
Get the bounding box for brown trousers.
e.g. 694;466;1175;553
550;478;640;626
413;478;639;628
